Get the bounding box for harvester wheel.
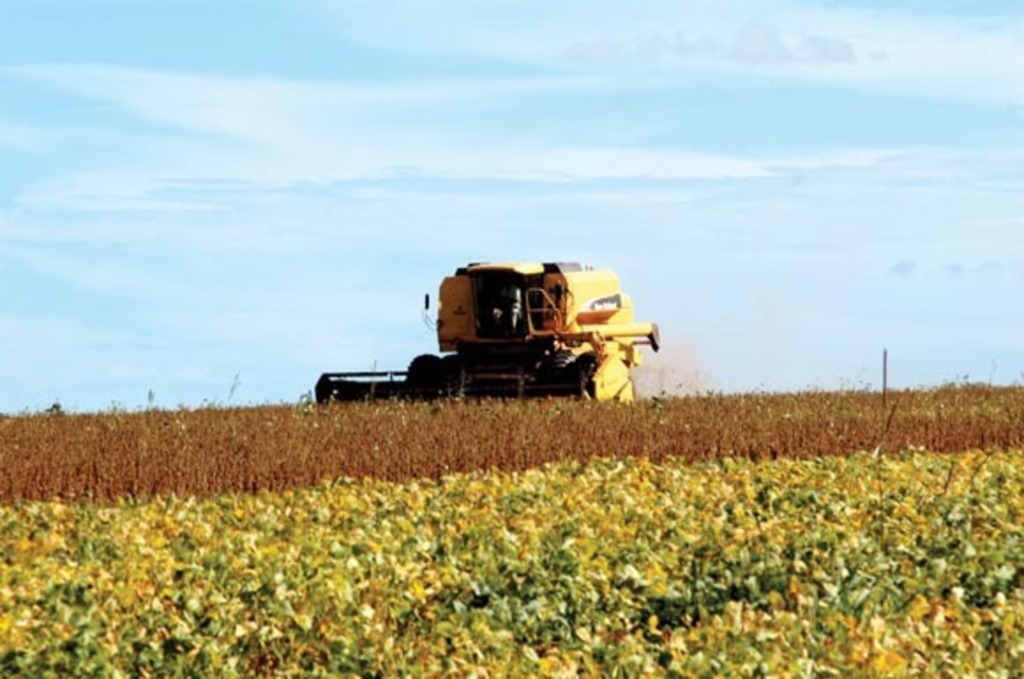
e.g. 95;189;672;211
406;354;443;392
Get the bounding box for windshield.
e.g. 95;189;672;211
474;275;526;339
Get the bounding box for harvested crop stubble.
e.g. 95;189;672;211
1;385;1023;502
1;450;1023;675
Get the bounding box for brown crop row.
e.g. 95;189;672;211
1;385;1023;503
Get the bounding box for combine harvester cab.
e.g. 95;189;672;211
315;262;659;403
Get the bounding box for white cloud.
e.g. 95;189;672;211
943;260;1024;279
565;23;858;66
6;137;1021;277
889;260;917;278
5;65;804;193
5;64;914;194
313;1;1024;105
15;172;234;214
568;15;1023;103
729;23;797;64
798;33;857;64
2;65;599;147
7;58;1020;223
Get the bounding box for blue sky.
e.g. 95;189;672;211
1;1;1022;412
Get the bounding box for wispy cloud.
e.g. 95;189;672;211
944;260;1024;279
561;14;1024;103
889;259;917;278
566;23;858;67
315;1;1024;105
886;258;1024;281
2;65;599;146
2;63;914;211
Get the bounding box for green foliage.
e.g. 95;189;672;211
3;450;1024;675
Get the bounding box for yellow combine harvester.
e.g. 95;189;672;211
315;262;660;403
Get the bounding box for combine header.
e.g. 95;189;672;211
315;262;660;403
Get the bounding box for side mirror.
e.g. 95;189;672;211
424;293;430;311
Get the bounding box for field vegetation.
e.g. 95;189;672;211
1;385;1022;503
3;450;1023;675
2;385;1024;675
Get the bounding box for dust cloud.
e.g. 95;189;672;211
633;332;712;398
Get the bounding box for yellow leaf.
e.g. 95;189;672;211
409;579;426;602
906;594;929;620
1003;612;1017;637
294;613;313;632
871;648;908;674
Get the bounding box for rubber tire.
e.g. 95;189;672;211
406;354;443;390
